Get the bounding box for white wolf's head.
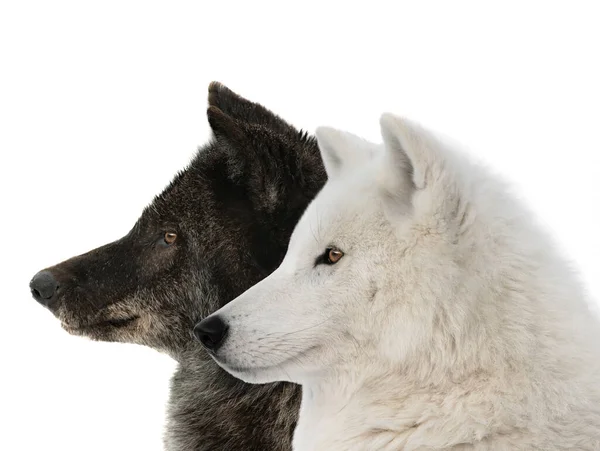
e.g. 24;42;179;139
194;113;595;387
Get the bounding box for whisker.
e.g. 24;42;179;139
276;317;331;338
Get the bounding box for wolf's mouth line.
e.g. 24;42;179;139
63;315;140;330
100;316;139;328
212;344;321;375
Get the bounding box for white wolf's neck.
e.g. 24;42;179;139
291;362;589;451
292;371;442;451
292;346;600;451
294;369;495;451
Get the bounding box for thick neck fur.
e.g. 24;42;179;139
295;313;600;451
166;348;299;451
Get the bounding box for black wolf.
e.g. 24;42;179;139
29;83;326;450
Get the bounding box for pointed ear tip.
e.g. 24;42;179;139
209;81;235;94
380;113;419;141
315;125;335;135
207;82;222;105
379;112;405;128
208;82;239;107
208;80;224;91
315;126;339;142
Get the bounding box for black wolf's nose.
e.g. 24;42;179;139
193;316;228;352
30;270;59;307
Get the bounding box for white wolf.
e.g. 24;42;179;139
195;113;600;450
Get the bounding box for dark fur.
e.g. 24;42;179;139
31;83;326;450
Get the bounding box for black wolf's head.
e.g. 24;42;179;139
29;83;326;359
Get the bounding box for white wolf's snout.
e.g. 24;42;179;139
193;270;331;384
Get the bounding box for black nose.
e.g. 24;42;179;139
30;270;59;308
193;315;228;352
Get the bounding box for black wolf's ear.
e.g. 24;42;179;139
206;104;270;185
208;82;299;135
206;105;247;143
206;105;256;176
205;104;324;215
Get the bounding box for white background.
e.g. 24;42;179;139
1;1;599;450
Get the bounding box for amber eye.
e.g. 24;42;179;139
164;232;177;245
326;248;344;264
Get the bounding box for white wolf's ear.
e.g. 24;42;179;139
316;127;378;179
379;113;441;191
379;113;464;222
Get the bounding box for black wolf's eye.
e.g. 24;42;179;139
315;247;344;266
164;232;177;245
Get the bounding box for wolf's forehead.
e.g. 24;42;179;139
292;180;381;245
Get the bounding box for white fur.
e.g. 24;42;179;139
204;114;600;450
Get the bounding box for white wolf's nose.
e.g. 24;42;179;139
194;315;229;351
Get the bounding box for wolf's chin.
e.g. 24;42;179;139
210;344;323;384
61;315;140;337
210;356;295;384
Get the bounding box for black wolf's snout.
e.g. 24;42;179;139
30;270;59;308
194;316;228;352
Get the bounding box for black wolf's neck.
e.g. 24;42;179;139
165;359;300;451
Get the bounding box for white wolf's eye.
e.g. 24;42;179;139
327;248;344;264
314;247;344;266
